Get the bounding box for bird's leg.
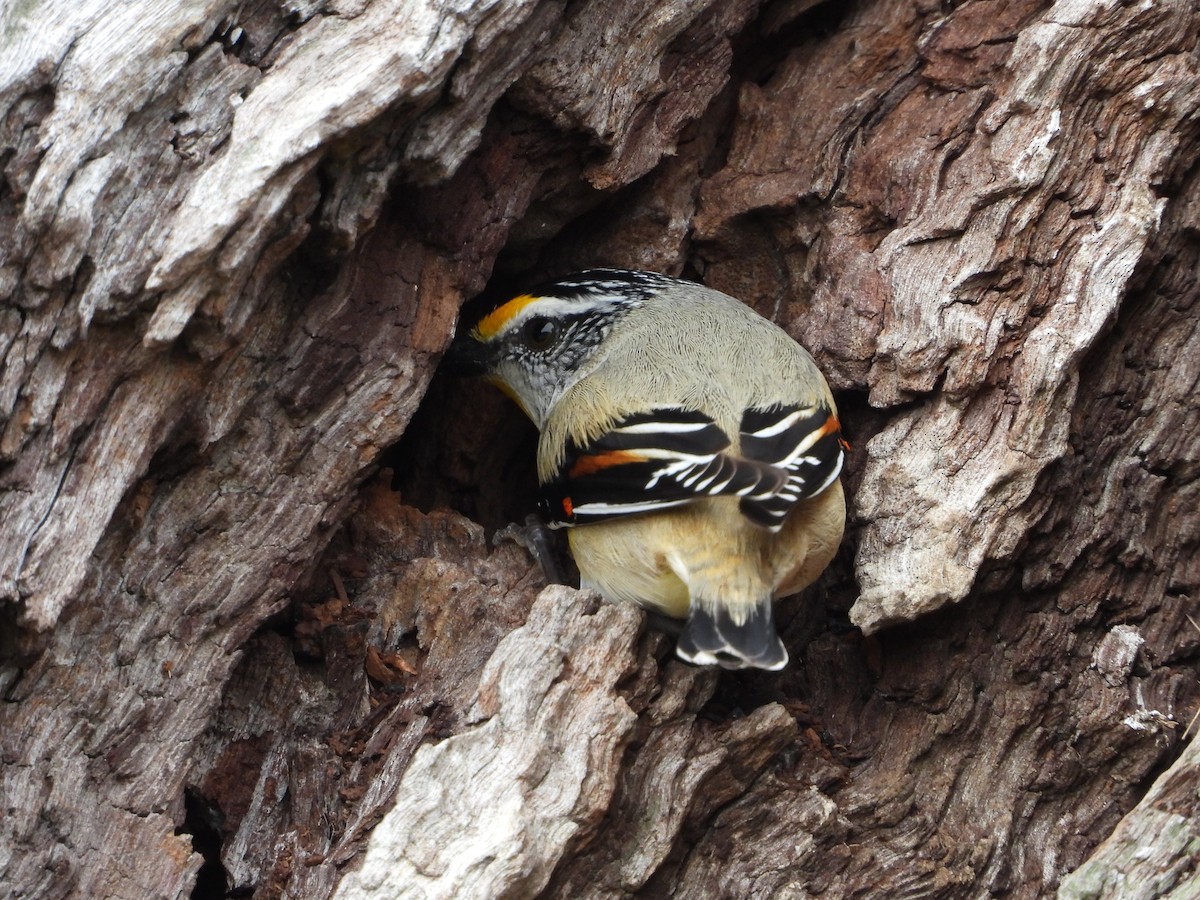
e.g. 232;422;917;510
496;517;687;639
494;514;570;585
642;610;684;636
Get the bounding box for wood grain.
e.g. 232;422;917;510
1;0;1197;897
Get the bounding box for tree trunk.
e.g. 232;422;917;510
1;0;1197;898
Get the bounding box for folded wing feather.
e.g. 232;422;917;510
540;405;843;531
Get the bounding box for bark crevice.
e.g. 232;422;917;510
2;1;1198;897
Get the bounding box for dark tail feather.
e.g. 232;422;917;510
675;600;788;671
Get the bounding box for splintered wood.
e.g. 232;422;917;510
1;0;1197;898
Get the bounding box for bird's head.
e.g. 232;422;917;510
448;269;671;428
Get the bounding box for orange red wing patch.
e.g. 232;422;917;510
568;450;646;478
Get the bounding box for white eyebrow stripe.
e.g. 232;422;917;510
492;296;593;334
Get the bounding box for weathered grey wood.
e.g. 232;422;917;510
333;584;642;900
1;0;1198;897
1059;736;1200;899
696;0;1200;635
1;1;556;895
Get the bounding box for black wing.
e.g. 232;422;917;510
736;404;845;530
539;404;843;531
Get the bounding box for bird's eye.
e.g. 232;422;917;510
522;316;559;350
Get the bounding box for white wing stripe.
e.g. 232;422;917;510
745;409;807;439
615;421;713;435
573;498;693;516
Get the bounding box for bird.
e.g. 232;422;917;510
452;268;846;670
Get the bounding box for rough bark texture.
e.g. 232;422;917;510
1;0;1197;898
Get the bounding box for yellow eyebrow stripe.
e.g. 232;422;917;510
473;294;538;341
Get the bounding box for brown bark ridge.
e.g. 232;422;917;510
1;0;1197;898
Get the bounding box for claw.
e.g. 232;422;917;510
494;514;569;585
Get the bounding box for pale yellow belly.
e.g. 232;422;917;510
567;482;845;619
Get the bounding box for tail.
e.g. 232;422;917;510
675;599;788;671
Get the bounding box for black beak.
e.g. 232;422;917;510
442;330;493;377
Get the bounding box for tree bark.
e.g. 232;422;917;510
1;0;1197;898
